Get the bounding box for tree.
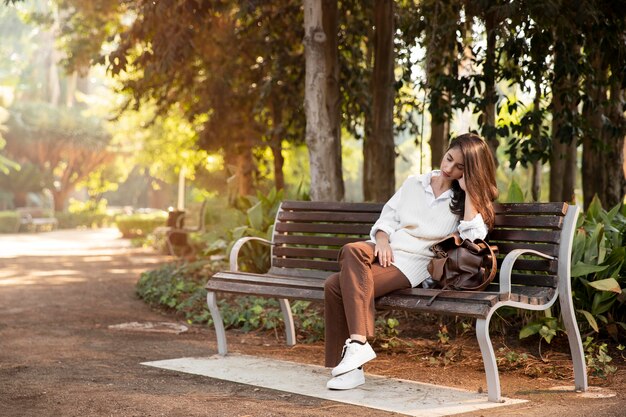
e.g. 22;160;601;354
303;0;345;201
421;0;461;168
581;3;626;208
3;102;113;210
362;0;396;202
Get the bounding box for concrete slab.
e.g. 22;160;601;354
142;354;526;416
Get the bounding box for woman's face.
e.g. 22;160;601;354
440;147;465;181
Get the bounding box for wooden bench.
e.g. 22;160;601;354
206;201;588;402
154;201;209;256
16;207;58;232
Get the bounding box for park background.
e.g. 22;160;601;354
1;0;626;383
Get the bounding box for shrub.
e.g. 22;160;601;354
116;211;167;238
0;211;19;233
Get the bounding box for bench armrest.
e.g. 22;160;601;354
229;237;272;272
499;249;555;296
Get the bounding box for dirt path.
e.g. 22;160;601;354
0;229;624;416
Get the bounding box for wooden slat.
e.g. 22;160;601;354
267;267;331;279
509;286;556;305
391;287;499;305
281;200;384;212
494;215;564;229
206;280;324;302
494;242;559;257
273;257;340;271
273;246;339;260
496;258;558;273
489;229;561;244
494;202;567;215
278;211;379;223
209;272;324;290
509;273;558;287
376;293;493;318
274;222;372;235
274;234;365;247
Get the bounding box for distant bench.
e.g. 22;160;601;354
16;207;58;232
206;200;588;402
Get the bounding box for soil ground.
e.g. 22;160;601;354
0;229;625;417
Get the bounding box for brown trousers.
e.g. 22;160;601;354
324;241;411;367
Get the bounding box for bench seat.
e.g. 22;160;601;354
208;272;556;319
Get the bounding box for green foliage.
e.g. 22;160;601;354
115;211;167;238
374;316;402;350
502;178;526;203
518;197;626;345
583;337;618;378
0;210;19;233
136;260;214;324
199;187;284;273
570;197;626;339
519;315;563;344
0;162;50;196
54;198;111;229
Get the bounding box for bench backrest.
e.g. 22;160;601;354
268;201;574;294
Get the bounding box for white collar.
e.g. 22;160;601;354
422;170;453;200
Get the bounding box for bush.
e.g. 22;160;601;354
116;211;167;238
0;211;19;233
136;260;213;323
55;211;111;229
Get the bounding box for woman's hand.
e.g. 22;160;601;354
374;231;394;267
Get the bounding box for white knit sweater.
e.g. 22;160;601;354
368;171;488;287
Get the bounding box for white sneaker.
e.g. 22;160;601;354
331;339;376;377
326;367;365;390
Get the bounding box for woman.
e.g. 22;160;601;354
324;133;498;390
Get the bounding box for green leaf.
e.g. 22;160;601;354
588;278;622;294
519;323;543;339
586;195;603;222
571;262;609;277
539;326;557;343
577;309;599;333
591;291;618;315
231;225;247;240
506;179;525;203
247;202;264;231
571;232;586;265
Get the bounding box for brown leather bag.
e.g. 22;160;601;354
426;234;498;305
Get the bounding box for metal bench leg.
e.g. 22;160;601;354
207;291;228;355
559;294;588;392
476;317;502;402
279;299;296;346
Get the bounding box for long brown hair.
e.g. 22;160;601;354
447;133;499;229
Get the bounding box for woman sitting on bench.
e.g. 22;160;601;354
324;133;499;390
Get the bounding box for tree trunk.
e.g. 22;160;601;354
602;80;626;207
582;53;606;209
425;0;456;169
51;188;70;212
550;38;579;202
531;161;542;202
363;0;395;202
531;78;542;201
303;0;344;201
235;141;254;197
270;98;285;191
483;10;498;162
